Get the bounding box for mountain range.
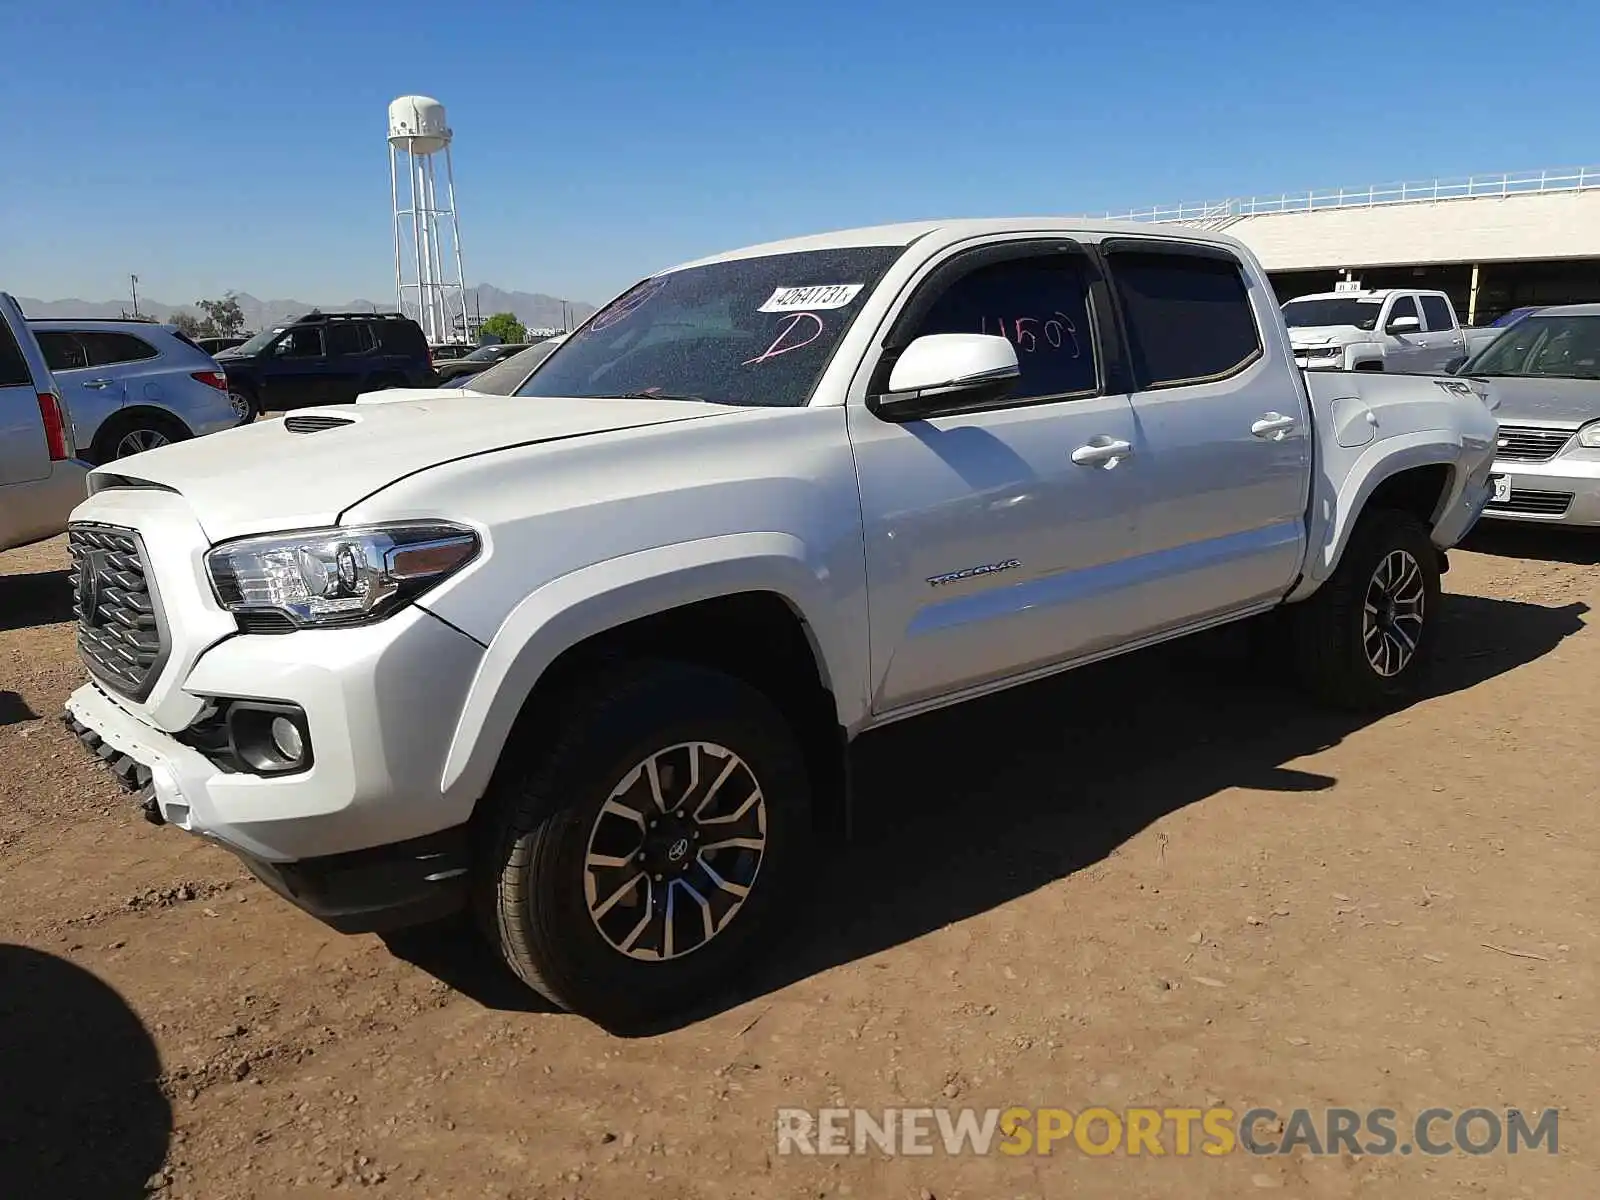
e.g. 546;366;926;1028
15;286;599;337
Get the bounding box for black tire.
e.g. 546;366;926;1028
477;660;812;1028
89;410;193;465
1286;508;1441;710
227;385;259;424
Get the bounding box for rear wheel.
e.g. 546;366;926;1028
90;411;192;465
1287;509;1440;709
227;385;258;424
477;661;812;1028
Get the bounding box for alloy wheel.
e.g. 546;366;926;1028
114;428;171;458
583;741;767;962
1362;548;1426;677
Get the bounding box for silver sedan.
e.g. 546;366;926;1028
1462;304;1600;526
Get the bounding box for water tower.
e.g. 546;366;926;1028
388;95;468;345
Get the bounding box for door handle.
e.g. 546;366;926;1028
1070;437;1133;467
82;378;115;389
1251;413;1297;439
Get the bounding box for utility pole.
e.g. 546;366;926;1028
129;274;140;318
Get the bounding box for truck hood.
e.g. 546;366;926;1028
87;394;730;540
1469;375;1600;426
356;385;482;405
1287;325;1371;346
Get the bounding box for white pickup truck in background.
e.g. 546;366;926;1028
60;219;1498;1027
1283;286;1468;374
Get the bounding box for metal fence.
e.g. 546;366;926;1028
1093;167;1600;225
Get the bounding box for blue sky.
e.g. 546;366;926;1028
1;0;1595;307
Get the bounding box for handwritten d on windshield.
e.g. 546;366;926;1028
743;312;823;366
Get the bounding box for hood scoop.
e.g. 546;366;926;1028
285;412;358;433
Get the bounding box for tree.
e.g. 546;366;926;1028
195;293;246;337
169;311;205;337
479;312;526;344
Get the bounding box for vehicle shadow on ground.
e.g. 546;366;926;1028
0;690;39;727
392;592;1587;1032
0;945;171;1197
0;569;73;632
1462;523;1600;566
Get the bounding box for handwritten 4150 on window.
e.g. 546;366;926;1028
980;314;1082;357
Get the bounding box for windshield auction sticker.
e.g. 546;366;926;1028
759;284;864;313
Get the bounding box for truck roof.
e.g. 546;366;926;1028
1287;288;1451;302
663;217;1257;274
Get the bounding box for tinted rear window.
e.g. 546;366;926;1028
1419;294;1455;331
81;330;160;367
37;330;89;371
1108;252;1261;388
378;319;427;356
0;320;31;387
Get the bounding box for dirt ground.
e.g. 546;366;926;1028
3;525;1597;1199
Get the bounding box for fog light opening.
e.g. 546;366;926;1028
224;703;313;775
270;715;304;761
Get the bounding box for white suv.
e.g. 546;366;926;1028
30;319;243;463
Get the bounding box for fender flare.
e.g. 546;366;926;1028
1342;341;1385;370
1287;432;1461;603
434;531;862;808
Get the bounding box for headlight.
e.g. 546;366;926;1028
206;522;480;628
1578;421;1600;449
1300;346;1342;359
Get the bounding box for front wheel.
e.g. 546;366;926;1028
1287;509;1441;710
477;661;812;1028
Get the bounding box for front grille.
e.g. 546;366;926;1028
1486;488;1573;517
68;524;168;700
1495;424;1573;462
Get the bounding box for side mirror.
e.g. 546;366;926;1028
1443;355;1467;375
1387;315;1422;335
869;334;1020;421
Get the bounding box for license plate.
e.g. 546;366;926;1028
1491;474;1511;503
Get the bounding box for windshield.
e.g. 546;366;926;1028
517;246;906;406
232;326;285;355
460;339;563;394
1281;297;1383;331
1464;314;1600;379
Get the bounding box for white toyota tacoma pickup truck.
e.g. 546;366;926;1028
61;219;1498;1027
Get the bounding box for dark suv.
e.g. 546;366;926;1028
214;311;435;417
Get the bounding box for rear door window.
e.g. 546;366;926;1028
1419;295;1456;332
80;330;160;366
37;331;90;372
326;322;376;356
1105;250;1262;388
